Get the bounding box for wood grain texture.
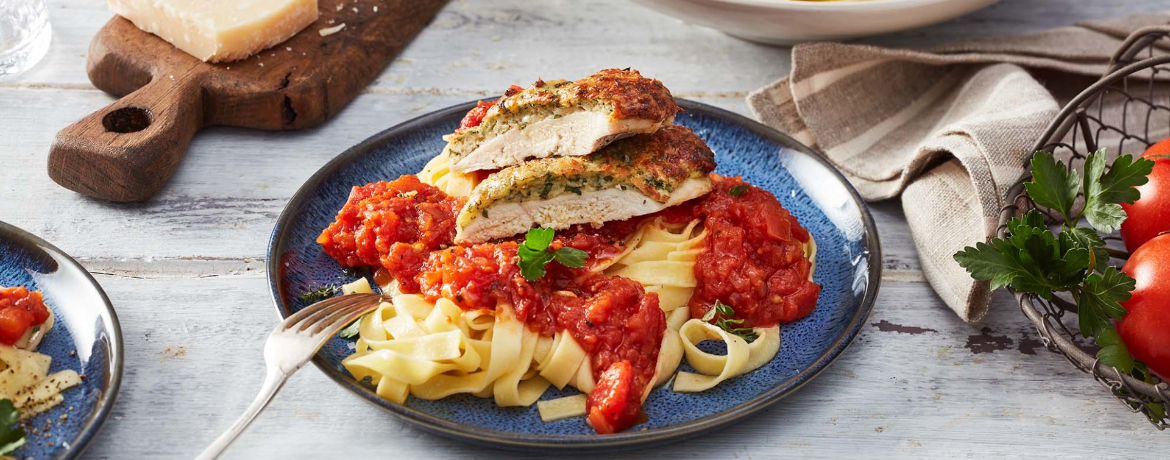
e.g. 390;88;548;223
48;0;447;202
2;0;1167;458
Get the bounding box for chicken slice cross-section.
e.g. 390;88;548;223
455;126;716;243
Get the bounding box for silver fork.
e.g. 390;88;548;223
196;293;384;460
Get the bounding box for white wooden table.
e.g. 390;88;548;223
2;1;1166;458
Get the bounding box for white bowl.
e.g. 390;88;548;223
632;0;1002;45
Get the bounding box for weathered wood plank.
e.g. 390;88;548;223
76;276;1155;459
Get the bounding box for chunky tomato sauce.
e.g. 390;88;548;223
458;100;494;130
0;286;51;345
416;239;662;434
318;173;818;433
317;176;465;293
662;176;820;328
320;176;660;433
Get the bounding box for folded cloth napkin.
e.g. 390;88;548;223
748;13;1170;322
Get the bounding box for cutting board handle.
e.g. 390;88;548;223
49;76;203;202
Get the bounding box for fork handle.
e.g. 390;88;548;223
196;367;289;460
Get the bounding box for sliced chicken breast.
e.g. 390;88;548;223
444;69;678;174
455;126;716;243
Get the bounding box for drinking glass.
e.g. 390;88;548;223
0;0;51;76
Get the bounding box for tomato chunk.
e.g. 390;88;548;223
0;286;50;345
458;100;495;130
587;360;637;434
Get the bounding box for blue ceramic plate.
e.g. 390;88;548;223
0;221;122;459
268;100;881;451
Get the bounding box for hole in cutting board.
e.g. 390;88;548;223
102;107;153;133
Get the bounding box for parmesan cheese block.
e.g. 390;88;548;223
108;0;320;63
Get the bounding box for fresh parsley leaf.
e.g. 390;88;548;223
1058;226;1110;273
338;319;361;340
954;150;1158;377
0;400;25;456
300;285;339;304
1024;150;1080;222
518;244;554;281
954;211;1062;297
552;247;588;268
728;185;748;197
517;228;588;281
703;300;757;342
525;227;555;251
1094;326;1135;374
1074;266;1134;338
1083;150;1154;233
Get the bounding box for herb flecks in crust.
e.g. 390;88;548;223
443;68;678;160
460;125;716;220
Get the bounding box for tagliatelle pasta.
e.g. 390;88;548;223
606;218;706;313
672;321;781;393
317;84;824;433
342;294;605;409
341;208;816;426
418;151;480;197
0;311;82;419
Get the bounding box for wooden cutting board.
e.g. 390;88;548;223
49;0;447;202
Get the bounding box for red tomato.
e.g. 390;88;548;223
457;100;495;130
586;360;634;434
1120;138;1170;253
1117;233;1170;380
0;308;34;345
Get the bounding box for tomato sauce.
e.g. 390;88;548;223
318;173;819;433
316;176;465;293
663;176;821;328
458;100;495;130
319;175;662;433
0;286;51;345
415;241;663;433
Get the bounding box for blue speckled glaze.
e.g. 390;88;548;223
0;222;122;459
268;100;881;451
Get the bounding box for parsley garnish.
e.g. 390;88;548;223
517;228;588;281
338;320;361;339
1083;150;1154;233
342;267;365;278
701;300;757;342
0;400;25;455
299;285;339;304
1025;150;1153;233
728;185;748;197
954;150;1155;373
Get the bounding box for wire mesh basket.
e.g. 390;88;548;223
999;26;1170;429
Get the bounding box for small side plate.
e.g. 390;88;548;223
0;221;123;459
268;99;881;452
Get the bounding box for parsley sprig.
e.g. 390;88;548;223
517;228;588;281
954;149;1154;373
702;300;757;342
0;399;25;455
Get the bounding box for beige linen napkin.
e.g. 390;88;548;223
748;13;1170;322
